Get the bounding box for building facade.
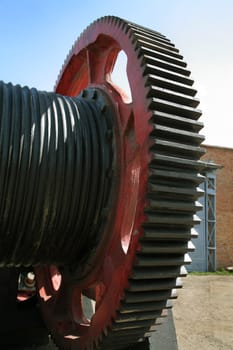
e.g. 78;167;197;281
189;145;233;271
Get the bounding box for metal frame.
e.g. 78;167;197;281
205;172;217;271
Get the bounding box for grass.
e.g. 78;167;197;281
190;268;233;276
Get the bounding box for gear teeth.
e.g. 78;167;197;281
150;158;204;176
147;182;203;200
145;211;200;224
134;253;192;267
151;139;205;159
127;22;170;42
51;16;205;350
133;32;179;53
148;85;200;107
150;97;202;119
145;63;193;84
147;199;202;216
149;167;205;184
140;45;187;67
143;54;191;76
127;278;182;292
138;241;195;254
131;265;188;280
137;38;184;60
151;111;204;132
115;311;165;324
119;301;170;315
151;124;204;145
112;319;160;331
124;289;176;303
147;75;197;96
100;19;203;349
142;227;198;241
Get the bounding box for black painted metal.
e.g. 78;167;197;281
0;82;114;267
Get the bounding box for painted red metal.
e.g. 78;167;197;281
35;17;153;349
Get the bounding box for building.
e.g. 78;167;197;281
189;145;233;271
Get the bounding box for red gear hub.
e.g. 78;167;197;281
34;16;204;350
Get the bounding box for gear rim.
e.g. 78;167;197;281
35;16;205;350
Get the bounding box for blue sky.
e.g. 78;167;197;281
0;0;232;148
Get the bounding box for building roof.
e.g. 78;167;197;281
204;144;233;152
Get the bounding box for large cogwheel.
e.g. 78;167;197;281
35;16;205;349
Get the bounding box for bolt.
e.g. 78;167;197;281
24;271;36;288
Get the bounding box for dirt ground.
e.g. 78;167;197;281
20;275;233;350
173;275;233;350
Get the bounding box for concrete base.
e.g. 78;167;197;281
150;309;179;350
128;310;178;350
126;309;179;350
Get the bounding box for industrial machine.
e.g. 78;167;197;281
0;16;204;349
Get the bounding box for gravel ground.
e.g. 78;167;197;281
173;275;233;350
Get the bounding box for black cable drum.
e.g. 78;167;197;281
0;81;115;267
